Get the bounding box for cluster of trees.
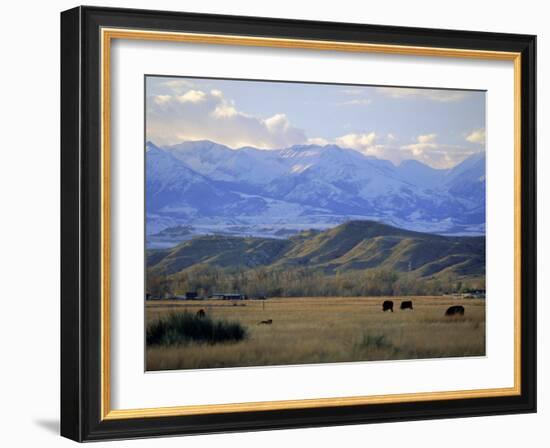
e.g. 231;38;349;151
147;264;485;298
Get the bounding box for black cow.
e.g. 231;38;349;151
445;305;465;316
382;300;394;312
259;319;273;325
196;309;206;318
400;300;413;310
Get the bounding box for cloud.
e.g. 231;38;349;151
342;85;469;103
178;90;207;103
338;98;372;106
307;137;330;146
337;88;372;106
322;133;402;163
417;133;437;144
400;134;480;168
320;132;481;168
151;78;195;94
376;87;471;102
146;87;307;149
466;128;486;144
146;78;483;168
334;132;377;150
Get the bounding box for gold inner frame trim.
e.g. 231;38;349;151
100;27;522;421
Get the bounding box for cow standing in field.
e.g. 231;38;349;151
445;305;465;316
400;300;413;310
196;309;206;318
259;319;273;325
382;300;394;312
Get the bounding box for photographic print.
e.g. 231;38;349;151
144;75;486;371
61;9;536;439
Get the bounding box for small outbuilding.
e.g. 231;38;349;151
212;292;247;300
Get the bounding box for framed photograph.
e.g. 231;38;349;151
60;6;536;441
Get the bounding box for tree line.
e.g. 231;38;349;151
147;264;485;298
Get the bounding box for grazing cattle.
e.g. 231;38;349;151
445;305;465;316
259;319;273;325
196;309;206;318
382;300;394;312
400;300;413;310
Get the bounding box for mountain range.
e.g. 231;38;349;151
147;220;485;281
145;140;485;246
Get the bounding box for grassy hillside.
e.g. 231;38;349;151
148;220;485;280
148;236;292;274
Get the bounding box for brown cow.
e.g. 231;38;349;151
259;319;273;325
196;309;206;318
400;300;413;310
445;305;465;316
382;300;394;312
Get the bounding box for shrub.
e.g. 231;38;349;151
146;312;247;346
359;333;393;350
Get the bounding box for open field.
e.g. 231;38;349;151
145;296;485;371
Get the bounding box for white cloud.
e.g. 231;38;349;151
338;99;372;106
146;79;482;168
321;132;480;168
417;133;437;144
321;132;402;163
334;132;377;150
212;102;238;118
147;87;307;149
466;128;486;144
153;95;171;105
178;90;207;103
376;87;471;102
337;88;371;106
400;134;480;168
307;137;330;146
155;78;195;94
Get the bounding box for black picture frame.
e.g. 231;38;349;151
61;5;536;442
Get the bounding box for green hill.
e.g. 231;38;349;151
147;220;485;280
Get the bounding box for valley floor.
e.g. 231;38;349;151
145;296;485;371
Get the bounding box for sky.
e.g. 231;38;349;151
146;76;486;169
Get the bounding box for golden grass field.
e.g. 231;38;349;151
146;296;485;371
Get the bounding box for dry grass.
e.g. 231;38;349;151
146;296;485;371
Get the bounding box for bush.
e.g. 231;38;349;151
359;333;393;350
146;312;248;346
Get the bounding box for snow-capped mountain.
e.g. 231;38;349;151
145;140;486;245
146;142;240;214
165;140;288;184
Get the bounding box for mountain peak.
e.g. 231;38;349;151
145;138;486;237
400;159;427;168
334;220;418;238
146;141;161;151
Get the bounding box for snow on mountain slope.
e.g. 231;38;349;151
166;140;288;184
146;141;239;214
444;151;486;205
396;159;447;188
145;140;486;241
